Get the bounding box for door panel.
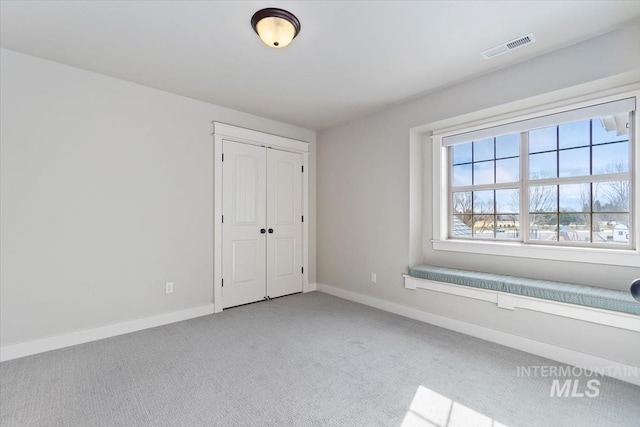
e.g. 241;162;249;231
275;161;295;224
232;240;259;284
274;237;295;277
233;155;259;224
222;141;266;308
266;149;302;298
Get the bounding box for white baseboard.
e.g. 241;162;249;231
0;304;215;362
316;283;639;386
303;282;317;293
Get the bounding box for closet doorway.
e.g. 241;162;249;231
213;123;309;311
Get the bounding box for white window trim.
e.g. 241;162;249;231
431;88;640;267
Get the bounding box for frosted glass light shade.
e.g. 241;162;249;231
256;17;296;48
251;8;301;49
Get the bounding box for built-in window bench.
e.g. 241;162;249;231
404;265;640;332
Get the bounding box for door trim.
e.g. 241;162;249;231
214;122;309;153
213;122;310;312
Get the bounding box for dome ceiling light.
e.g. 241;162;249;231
251;8;301;49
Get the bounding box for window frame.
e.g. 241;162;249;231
431;89;640;267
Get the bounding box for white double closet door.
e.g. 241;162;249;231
222;140;303;308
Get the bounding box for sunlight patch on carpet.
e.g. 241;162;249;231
402;385;508;427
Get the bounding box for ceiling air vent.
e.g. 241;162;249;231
481;33;536;59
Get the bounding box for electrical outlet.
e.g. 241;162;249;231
370;273;377;283
165;282;174;294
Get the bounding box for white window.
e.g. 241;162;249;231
431;91;640;267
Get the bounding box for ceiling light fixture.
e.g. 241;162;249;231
251;8;301;49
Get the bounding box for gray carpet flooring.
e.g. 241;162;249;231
1;291;639;427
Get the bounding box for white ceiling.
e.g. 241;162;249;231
1;1;639;130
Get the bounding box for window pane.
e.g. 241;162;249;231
592;141;629;174
529;126;556;153
559;218;590;241
496;214;519;240
556;225;586;242
559;184;589;212
559;120;590;149
529;185;557;212
529;214;558;241
473;161;494;185
593;181;630;212
452;164;472;187
452;215;473;237
496;134;519;159
474;138;494;162
529;152;557;179
592;114;630;145
559;188;589;241
453;191;472;214
593;214;630;245
473;190;494;214
496;188;519;214
453;142;473;165
577;219;591;242
559;147;589;177
496;157;519;183
452;191;473;238
472;214;494;239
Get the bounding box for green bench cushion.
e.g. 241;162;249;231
408;265;640;316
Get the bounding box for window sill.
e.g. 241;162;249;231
432;239;640;267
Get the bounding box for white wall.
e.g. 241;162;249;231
317;23;640;366
0;48;316;346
